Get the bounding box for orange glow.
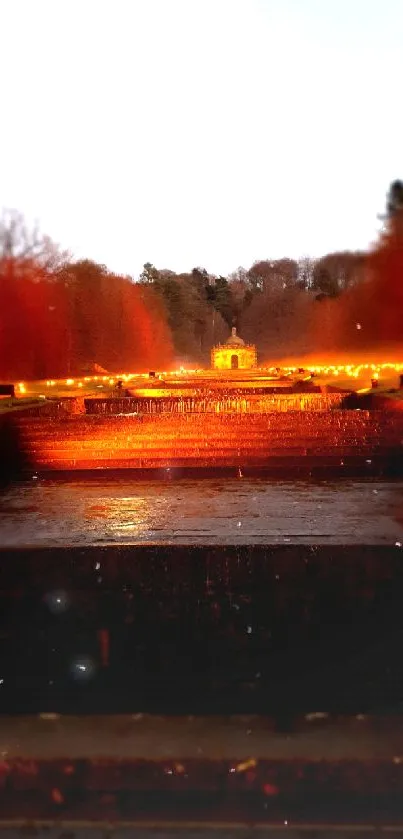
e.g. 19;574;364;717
12;360;403;473
236;758;257;773
266;358;403;384
212;345;257;370
17;406;403;472
14;359;403;403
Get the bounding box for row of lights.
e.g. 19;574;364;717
15;362;403;396
277;362;403;379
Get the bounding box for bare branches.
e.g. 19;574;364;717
0;209;70;275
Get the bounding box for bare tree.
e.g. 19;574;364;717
0;209;69;275
248;259;298;293
312;251;366;297
297;256;316;290
386;180;403;218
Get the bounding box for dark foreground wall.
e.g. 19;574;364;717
0;415;30;488
0;713;403;824
1;545;403;716
1;545;403;827
2;828;400;838
0;749;403;824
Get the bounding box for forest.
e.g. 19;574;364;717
0;180;402;380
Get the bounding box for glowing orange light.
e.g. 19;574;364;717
236;758;257;773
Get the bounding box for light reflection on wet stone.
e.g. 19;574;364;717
0;478;403;546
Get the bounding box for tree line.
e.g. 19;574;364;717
0;180;402;379
0;216;173;380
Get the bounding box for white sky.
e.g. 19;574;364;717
1;0;402;277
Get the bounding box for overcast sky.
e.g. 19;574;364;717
1;0;402;277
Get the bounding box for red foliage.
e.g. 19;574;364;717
0;259;174;380
312;215;403;354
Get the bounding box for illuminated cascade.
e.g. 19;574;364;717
16;410;403;471
12;358;403;473
84;393;344;414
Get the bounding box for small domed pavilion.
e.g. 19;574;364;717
211;327;257;370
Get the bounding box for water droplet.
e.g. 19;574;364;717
45;591;69;614
71;657;96;680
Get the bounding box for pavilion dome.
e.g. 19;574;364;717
225;327;245;347
211;326;256;369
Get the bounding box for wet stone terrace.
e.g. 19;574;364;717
0;477;402;546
